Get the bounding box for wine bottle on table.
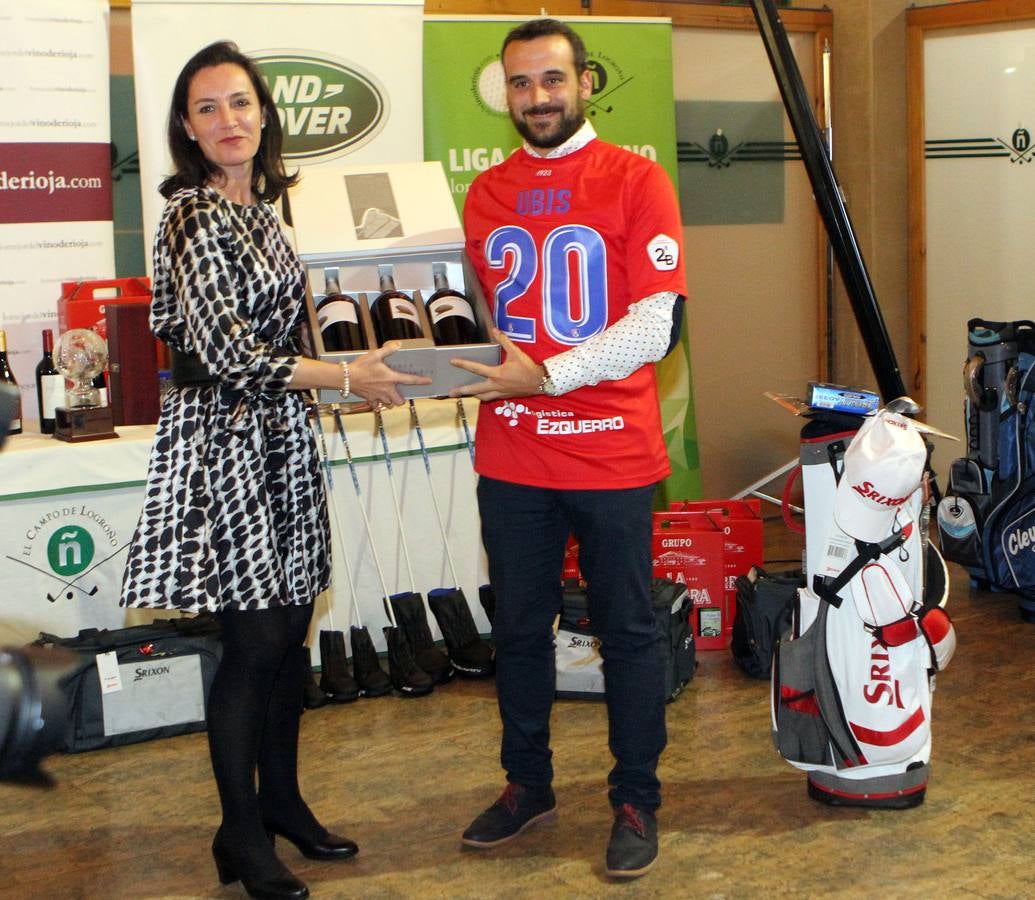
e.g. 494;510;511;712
0;329;22;435
93;371;108;406
370;265;423;345
35;328;63;435
425;262;479;346
317;268;367;352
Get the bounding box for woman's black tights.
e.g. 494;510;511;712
207;602;321;871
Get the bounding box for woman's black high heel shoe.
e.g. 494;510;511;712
265;822;359;861
211;833;309;899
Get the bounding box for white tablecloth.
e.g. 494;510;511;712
0;400;488;657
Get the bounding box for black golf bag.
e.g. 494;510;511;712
936;318;1035;620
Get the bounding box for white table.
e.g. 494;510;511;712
0;400;488;657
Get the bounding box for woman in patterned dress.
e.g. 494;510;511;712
121;41;429;900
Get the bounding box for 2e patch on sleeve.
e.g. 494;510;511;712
647;234;679;271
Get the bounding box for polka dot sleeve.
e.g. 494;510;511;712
543;291;683;395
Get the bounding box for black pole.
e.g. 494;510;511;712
750;0;907;403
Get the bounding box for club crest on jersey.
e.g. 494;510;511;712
647;233;679;271
516;188;571;217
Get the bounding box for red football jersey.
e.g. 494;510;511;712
464;137;687;490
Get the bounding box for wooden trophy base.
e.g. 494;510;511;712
53;405;119;443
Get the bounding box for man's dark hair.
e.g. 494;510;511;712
159;40;298;202
501;18;588;74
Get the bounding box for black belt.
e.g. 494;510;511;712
170;346;294;388
170;349;218;387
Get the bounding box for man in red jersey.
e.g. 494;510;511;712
450;17;687;879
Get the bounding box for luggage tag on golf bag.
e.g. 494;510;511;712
96;651;123;694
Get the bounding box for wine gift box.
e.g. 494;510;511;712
288;161;500;402
105;301;160;426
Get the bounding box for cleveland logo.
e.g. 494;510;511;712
1007;523;1035;556
851;481;909;508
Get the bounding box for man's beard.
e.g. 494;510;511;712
512;102;585;150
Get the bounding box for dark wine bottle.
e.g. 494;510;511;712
317;268;367;352
370;266;423;345
425;263;479;346
0;329;23;435
35;328;63;435
93;371;108;407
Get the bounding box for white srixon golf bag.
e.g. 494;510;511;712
772;411;956;808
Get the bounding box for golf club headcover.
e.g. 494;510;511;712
428;588;494;678
349;625;392;698
383;626;433;697
917;605;956;672
389;592;455;685
301;646;329;710
478;584;496;627
318;630;360;703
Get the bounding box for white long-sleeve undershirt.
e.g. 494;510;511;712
543;290;682;395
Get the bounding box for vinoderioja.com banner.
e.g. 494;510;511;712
422;16;700;502
0;0;115;423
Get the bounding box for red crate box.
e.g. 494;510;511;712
651;512;726;650
58;277;152;338
667;499;765;639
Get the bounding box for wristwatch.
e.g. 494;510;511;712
538;366;557;397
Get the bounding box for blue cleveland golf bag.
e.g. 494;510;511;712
936;318;1035;620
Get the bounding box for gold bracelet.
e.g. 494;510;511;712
339;361;350;401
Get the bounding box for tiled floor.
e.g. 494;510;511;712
2;518;1033;898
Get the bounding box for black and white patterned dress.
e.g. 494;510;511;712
121;186;330;613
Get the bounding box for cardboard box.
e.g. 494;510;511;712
288;161;500;402
666;499;765;639
651;513;727;650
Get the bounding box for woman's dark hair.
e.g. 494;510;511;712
159;40;297;202
501;18;588;74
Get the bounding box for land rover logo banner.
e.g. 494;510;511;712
131;0;424;269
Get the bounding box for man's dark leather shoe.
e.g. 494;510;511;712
461;784;557;848
604;803;658;878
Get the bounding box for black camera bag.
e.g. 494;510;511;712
555;577;695;702
34;616;221;753
730;567;803;678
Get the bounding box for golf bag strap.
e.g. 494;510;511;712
812;530;908;609
865;614;919;649
827;439;848;482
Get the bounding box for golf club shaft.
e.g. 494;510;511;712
373;409;418;593
409;401;461;587
309;409;339;631
314;407;366;627
456;399;476;465
331;406;397;627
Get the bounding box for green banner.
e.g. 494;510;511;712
423;17;700;503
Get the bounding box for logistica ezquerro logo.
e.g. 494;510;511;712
254;51;388;161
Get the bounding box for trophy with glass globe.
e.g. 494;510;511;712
52;329;118;442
